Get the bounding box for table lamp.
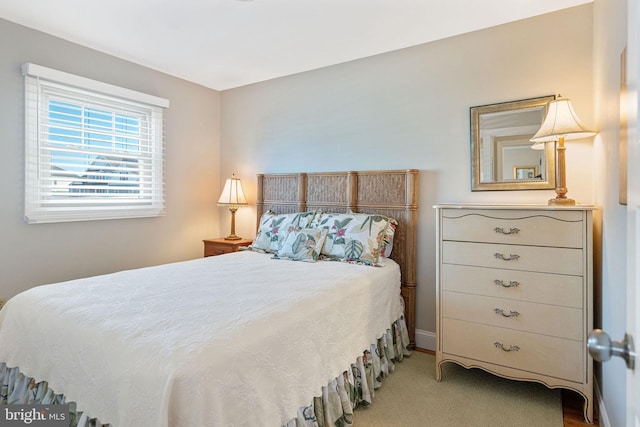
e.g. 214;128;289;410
217;174;248;240
530;96;596;205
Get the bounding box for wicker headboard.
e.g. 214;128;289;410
256;169;418;347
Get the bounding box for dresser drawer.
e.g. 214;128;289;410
442;291;583;340
442;241;583;275
441;264;583;308
442;319;584;383
441;209;584;248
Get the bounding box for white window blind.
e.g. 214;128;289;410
22;63;170;224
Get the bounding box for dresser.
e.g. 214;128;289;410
434;204;595;423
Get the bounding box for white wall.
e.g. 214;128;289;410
0;19;222;298
220;5;595;338
593;0;629;426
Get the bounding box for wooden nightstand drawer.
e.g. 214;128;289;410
203;238;252;257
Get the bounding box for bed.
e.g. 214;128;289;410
0;169;418;426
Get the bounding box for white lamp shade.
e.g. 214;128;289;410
530;98;595;142
217;175;248;207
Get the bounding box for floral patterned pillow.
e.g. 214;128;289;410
273;228;328;262
251;210;317;253
381;219;397;258
315;210;398;257
315;212;395;266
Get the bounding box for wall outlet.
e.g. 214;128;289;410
0;298;7;311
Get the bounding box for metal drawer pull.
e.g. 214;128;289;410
494;342;520;352
494;253;520;261
494;227;520;235
494;308;520;318
493;279;520;288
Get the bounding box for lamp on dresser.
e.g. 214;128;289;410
530;96;596;205
217;174;248;240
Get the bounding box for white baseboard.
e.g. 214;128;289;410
594;379;611;427
415;328;436;352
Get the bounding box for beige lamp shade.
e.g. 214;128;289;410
217;175;248;208
218;174;247;240
530;97;596;142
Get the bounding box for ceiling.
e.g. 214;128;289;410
0;0;591;91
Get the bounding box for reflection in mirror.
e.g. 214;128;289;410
471;95;556;191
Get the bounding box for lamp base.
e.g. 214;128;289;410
548;197;576;206
224;207;241;240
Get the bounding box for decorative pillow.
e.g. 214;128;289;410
315;212;395;266
308;209;344;228
251;210;317;253
273;228;328;262
340;209;398;258
348;209;398;258
319;210;399;258
381;219;397;258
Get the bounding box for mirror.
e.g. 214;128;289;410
471;95;556;191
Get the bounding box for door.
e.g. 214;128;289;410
627;1;639;425
588;2;640;425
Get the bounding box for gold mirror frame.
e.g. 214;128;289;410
471;95;556;191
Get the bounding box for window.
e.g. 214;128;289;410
22;63;170;224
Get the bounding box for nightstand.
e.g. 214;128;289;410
203;238;253;257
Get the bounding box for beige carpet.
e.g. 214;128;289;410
353;351;563;427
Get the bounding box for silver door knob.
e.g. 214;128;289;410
587;329;635;370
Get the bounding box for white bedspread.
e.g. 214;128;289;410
0;250;402;426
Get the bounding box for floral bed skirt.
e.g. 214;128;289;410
0;317;411;427
285;316;412;427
